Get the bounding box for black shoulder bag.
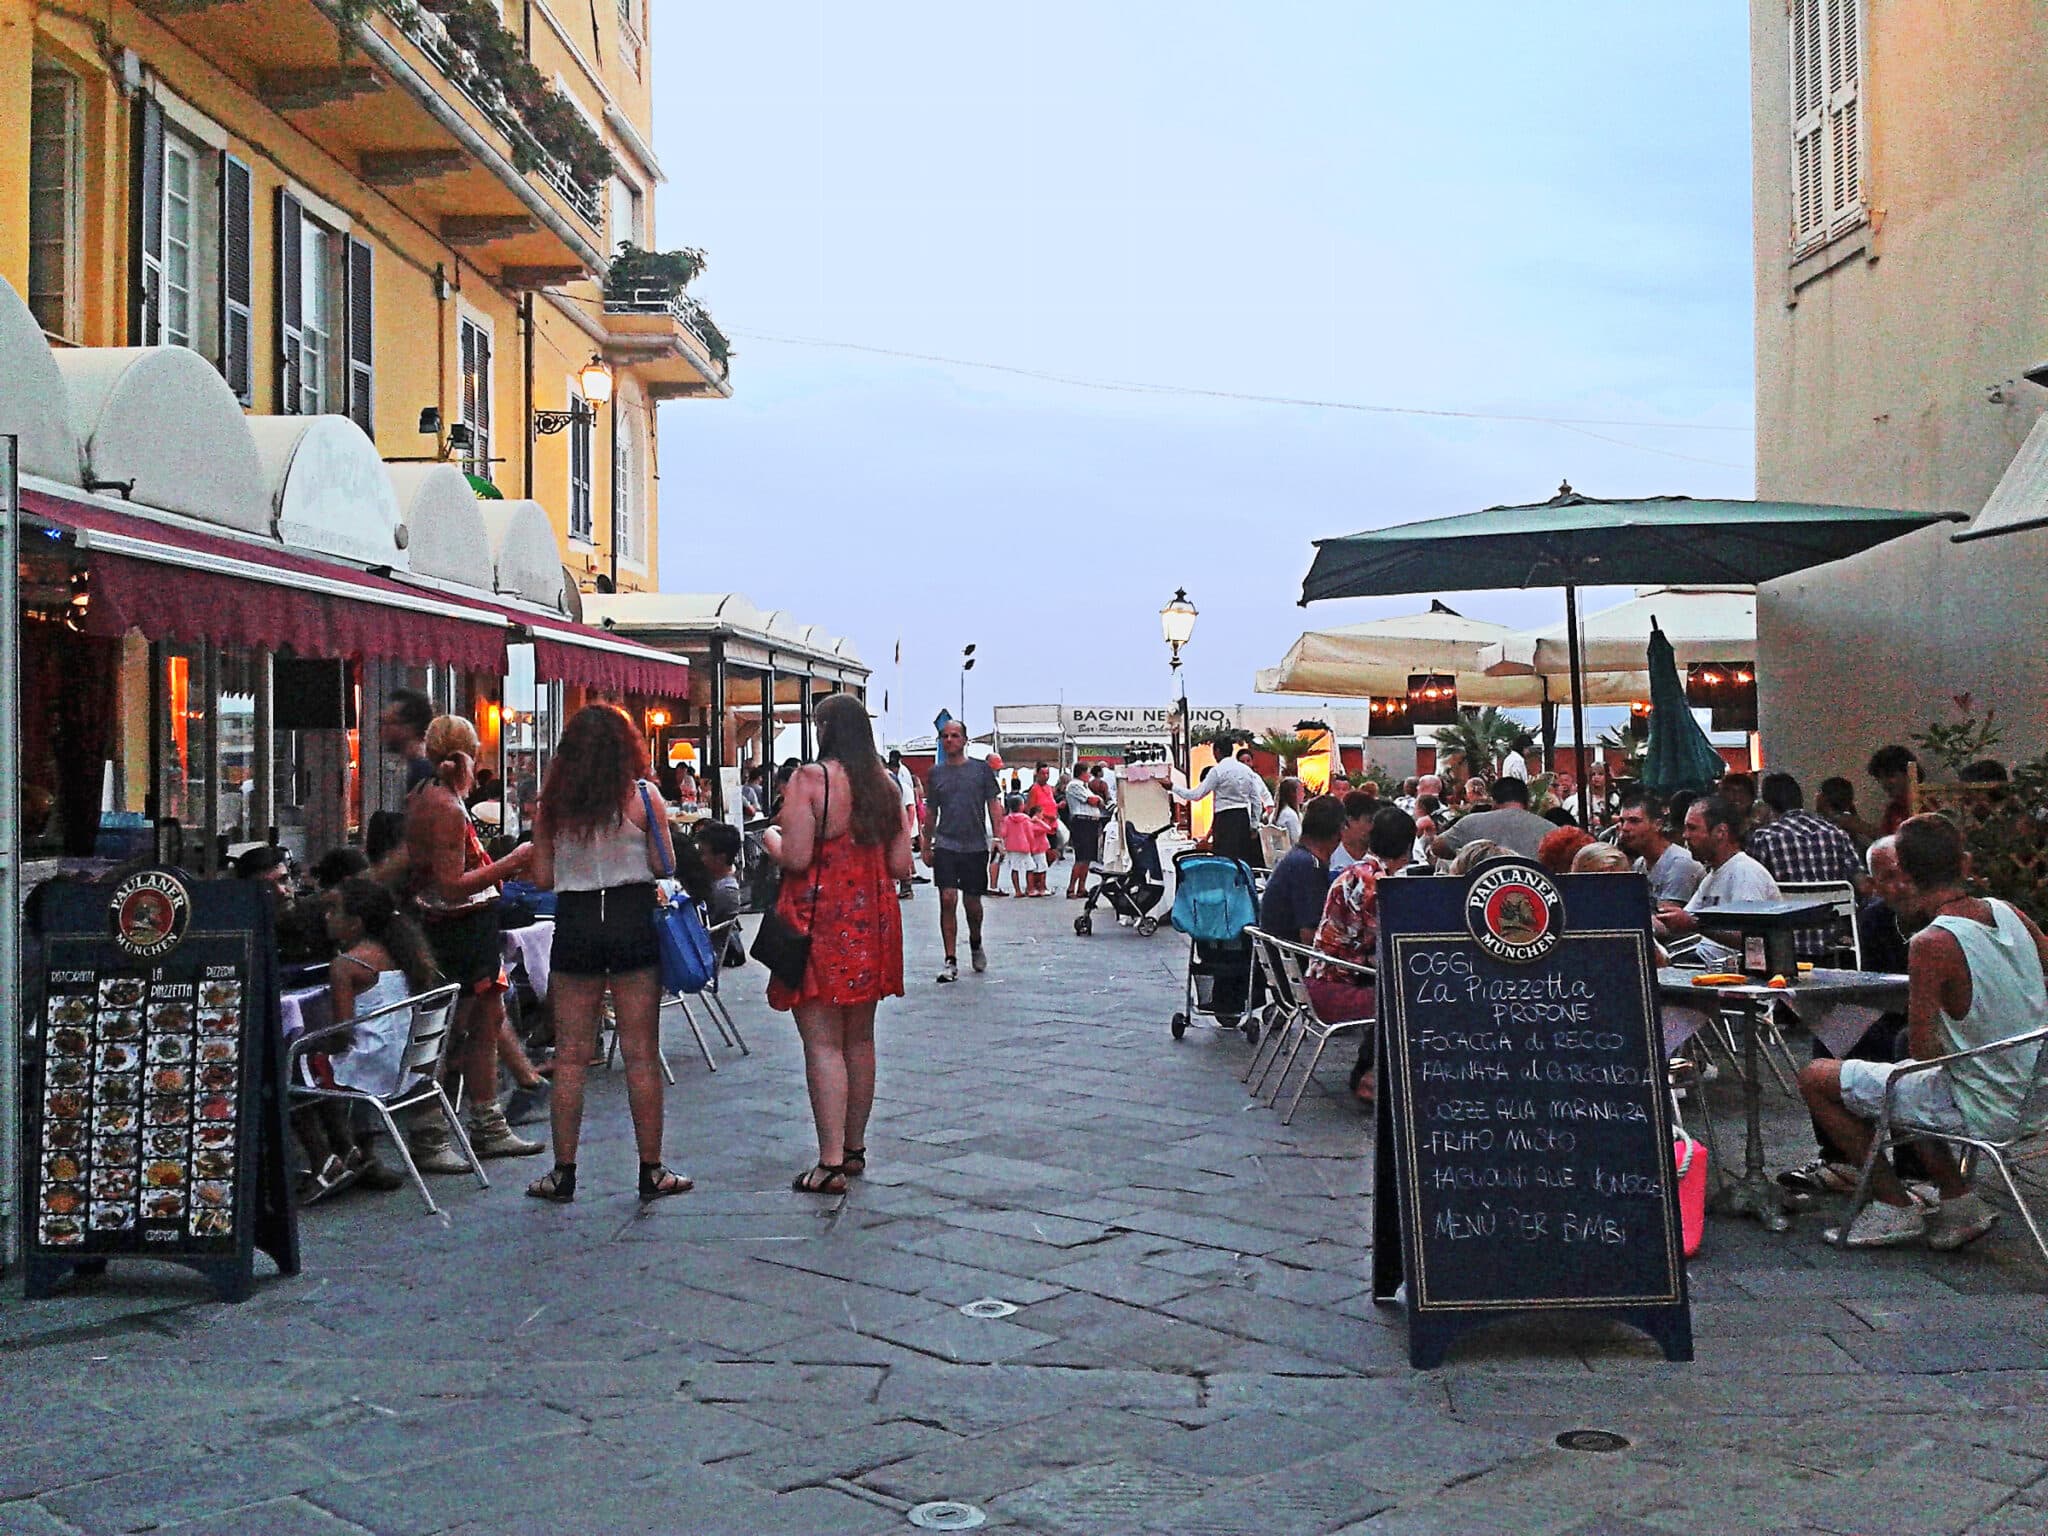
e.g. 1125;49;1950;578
750;768;827;990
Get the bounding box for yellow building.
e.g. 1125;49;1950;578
0;0;730;592
1749;0;2048;784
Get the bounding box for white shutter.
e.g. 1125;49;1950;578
1788;0;1827;248
1824;0;1863;236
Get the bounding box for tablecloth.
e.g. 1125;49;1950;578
503;919;555;1001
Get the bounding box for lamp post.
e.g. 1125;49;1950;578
1160;588;1198;782
959;644;975;727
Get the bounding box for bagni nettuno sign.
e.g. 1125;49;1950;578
1370;861;1693;1368
1060;706;1234;735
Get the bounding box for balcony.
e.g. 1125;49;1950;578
133;0;611;280
602;252;732;399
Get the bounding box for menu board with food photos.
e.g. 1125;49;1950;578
21;871;298;1301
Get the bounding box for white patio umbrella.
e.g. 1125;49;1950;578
1478;585;1755;680
1258;602;1650;705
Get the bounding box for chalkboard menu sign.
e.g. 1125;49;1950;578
1370;862;1692;1368
20;871;298;1302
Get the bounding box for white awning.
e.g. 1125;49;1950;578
0;274;83;482
1953;413;2048;542
389;463;494;586
251;415;406;568
1479;586;1754;676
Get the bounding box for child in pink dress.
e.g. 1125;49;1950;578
1024;808;1052;895
1001;802;1039;897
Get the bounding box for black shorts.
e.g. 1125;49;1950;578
932;848;989;897
1069;817;1103;863
422;904;506;996
552;883;661;977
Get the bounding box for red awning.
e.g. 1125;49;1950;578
26;487;510;674
441;588;689;697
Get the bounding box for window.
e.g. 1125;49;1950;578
163;138;198;350
568;386;594;542
132;102;222;360
459;313;493;479
615;407;645;567
1789;0;1863;251
609;175;644;254
28;63;82;339
277;191;369;419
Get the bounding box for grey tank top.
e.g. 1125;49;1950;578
553;782;659;892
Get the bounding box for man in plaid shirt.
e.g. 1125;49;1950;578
1746;773;1864;959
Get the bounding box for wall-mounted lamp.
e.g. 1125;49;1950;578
534;357;616;435
418;406;442;435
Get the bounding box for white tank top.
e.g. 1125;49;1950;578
1930;900;2048;1135
553;784;659;892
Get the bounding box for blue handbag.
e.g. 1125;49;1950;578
640;782;716;995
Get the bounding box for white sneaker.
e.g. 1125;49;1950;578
937;957;958;984
1828;1200;1926;1248
1927;1192;2000;1252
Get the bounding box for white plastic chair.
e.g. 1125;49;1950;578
1260;936;1374;1124
1835;1025;2048;1266
1777;880;1864;970
286;983;481;1217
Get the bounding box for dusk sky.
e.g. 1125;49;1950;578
650;3;1754;742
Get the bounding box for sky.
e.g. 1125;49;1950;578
648;3;1755;743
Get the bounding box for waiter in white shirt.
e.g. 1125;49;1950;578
1170;746;1273;868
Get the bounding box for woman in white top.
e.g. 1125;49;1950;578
525;704;691;1205
1169;745;1273;868
1271;777;1305;845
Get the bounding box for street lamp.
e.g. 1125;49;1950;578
960;644;976;726
1160;588;1198;781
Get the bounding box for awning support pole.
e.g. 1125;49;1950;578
1565;582;1590;826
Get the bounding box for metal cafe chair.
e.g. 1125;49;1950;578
603;991;685;1081
1243;928;1309;1090
697;918;752;1056
286;983;481;1217
1777;880;1865;971
1261;935;1374;1125
1834;1024;2048;1266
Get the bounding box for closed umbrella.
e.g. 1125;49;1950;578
1299;485;1964;820
1640;622;1725;798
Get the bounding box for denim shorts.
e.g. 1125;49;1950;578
1838;1058;1967;1134
552;883;661;977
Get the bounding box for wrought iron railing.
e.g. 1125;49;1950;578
377;0;603;229
604;282;732;377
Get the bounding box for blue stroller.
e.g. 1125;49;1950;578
1074;824;1169;938
1167;852;1260;1041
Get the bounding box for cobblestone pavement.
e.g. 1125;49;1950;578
5;890;2048;1535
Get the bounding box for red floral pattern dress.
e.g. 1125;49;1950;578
766;832;905;1011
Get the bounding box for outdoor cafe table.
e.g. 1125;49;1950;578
1658;966;1910;1231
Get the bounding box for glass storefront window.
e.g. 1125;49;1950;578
154;642;210;866
216;649;259;850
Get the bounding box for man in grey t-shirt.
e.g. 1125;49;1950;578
1616;790;1705;903
1431;778;1554;862
923;721;1003;983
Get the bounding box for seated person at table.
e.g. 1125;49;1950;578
1537;825;1594;874
1328;791;1379;874
1617;790;1704;903
1259;795;1345;944
311;846;370;890
1571;842;1632;873
1799;815;2048;1249
294;879;438;1201
694;821;749;964
1433;778;1552;862
1446;838;1507;878
1746;772;1864;960
1654;795;1780;942
1310;806;1416;1105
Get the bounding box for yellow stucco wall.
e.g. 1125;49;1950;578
0;0;677;592
1750;0;2048;790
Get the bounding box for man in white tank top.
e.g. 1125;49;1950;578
1800;815;2048;1249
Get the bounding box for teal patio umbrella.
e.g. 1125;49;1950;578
1298;485;1964;821
1640;622;1724;798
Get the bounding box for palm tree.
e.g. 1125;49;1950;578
1430;706;1526;781
1252;732;1323;774
1597;724;1647;780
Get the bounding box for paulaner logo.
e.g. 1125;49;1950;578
1464;862;1562;965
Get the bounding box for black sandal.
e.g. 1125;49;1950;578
525;1165;576;1203
841;1147;867;1178
638;1164;694;1202
792;1162;847;1195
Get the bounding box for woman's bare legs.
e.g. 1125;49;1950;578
843;1004;877;1157
607;967;667;1165
793;1002;849;1167
545;974;606;1165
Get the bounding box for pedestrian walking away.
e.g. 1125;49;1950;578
1065;760;1106;898
522;704;693;1205
921;719;1004;982
405;716;543;1164
888;748;920;898
763;695;912;1194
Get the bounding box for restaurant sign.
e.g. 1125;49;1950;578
21;874;298;1302
1371;863;1692;1369
1060;706;1234;736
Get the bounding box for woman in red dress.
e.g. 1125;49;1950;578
764;693;913;1193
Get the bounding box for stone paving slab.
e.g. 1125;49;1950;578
3;893;2047;1534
